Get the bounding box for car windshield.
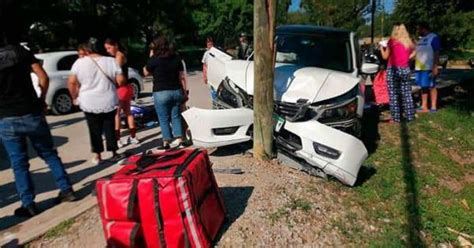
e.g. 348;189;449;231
275;34;353;72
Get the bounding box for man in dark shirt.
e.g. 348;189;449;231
236;32;253;60
0;0;76;217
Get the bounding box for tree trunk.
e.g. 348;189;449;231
253;0;276;160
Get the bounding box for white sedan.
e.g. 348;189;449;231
31;51;144;115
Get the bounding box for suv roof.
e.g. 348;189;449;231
276;25;351;39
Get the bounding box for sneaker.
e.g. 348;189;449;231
416;107;429;113
14;203;39;217
91;157;102;165
56;189;78;204
110;153;128;163
170;139;182;148
117;139;125;148
430;108;438;113
128;136;140;145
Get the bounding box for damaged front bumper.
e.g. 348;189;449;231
182;107;368;186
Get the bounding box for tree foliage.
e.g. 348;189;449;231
393;0;474;48
300;0;371;30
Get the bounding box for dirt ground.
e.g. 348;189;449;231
27;146;373;247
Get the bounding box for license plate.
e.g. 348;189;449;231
273;114;285;132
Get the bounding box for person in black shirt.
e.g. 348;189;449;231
143;36;188;149
0;0;76;217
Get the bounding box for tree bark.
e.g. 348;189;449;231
253;0;276;160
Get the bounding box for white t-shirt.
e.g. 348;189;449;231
201;49;211;64
71;56;122;113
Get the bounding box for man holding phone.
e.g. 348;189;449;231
415;21;441;113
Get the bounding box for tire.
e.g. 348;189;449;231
129;79;140;100
51;90;73;115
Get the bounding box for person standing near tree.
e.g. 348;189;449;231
201;37;217;101
236;32;253;60
0;0;76;217
380;23;416;123
415;21;441;113
104;38;139;147
68;38;126;165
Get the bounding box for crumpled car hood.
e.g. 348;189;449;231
226;62;360;104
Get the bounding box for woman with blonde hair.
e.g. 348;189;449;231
380;23;416;123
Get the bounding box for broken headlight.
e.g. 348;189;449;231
306;85;359;122
216;78;248;108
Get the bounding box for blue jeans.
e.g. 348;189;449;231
153;90;184;141
0;113;72;207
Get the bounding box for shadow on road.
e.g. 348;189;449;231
214;186;254;243
210;142;252;157
0;159;115;223
48;116;85;130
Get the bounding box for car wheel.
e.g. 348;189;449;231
129;79;140;100
51;90;73;115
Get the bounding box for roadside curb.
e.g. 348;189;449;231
0;162;120;247
1;196;98;247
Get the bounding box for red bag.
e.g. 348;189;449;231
117;84;134;101
373;70;390;105
96;149;226;248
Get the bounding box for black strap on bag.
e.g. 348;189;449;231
135;150;187;170
173;149;201;177
89;57;118;87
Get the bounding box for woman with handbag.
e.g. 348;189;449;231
68;38;126;164
143;36;188;149
104;38;139;147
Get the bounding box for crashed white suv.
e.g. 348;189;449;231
183;25;378;186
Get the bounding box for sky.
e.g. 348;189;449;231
289;0;396;13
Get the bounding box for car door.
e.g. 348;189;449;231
206;47;233;90
182;107;253;147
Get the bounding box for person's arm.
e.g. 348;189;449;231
432;36;441;76
143;58;154;77
203;63;208;84
380;46;390;60
409;50;416;59
112;59;126;86
115;74;126;87
179;71;188;102
115;52;126;67
143;66;151;76
31;63;49;101
68;75;80;105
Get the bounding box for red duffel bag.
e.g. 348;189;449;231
96;148;226;248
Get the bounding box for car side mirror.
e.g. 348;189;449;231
360;63;379;75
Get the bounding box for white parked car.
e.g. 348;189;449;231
31;51;144;115
183;25;379;186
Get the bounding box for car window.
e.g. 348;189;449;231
275;34;353;73
57;54;78;71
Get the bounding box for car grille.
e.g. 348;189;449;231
274;101;308;122
276;129;302;151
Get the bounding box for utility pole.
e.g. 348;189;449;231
253;0;276;160
370;0;377;44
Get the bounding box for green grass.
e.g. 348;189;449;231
43;219;75;239
346;105;474;246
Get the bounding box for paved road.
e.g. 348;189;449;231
0;71;210;245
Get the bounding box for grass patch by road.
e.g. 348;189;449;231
42;219;75;240
345;104;473;247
